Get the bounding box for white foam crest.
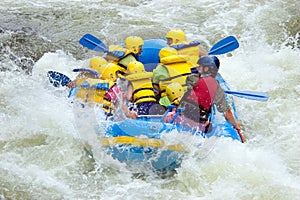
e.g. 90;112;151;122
0;151;78;199
0;70;76;140
216;42;300;179
32;50;85;80
176;139;300;199
1;0;300;199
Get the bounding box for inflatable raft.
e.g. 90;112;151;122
94;72;243;173
48;35;269;173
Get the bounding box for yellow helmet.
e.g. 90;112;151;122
165;30;186;45
100;63;121;82
127;61;145;74
166;82;184;105
159;47;178;59
125;36;144;54
89;56;107;74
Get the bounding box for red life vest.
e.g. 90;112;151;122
186;76;218;111
103;85;124;117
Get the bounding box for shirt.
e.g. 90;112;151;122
152;64;169;84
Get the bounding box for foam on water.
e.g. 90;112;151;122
1;0;299;199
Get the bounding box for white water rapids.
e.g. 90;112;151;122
1;0;300;199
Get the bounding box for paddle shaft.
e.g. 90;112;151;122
224;90;269;102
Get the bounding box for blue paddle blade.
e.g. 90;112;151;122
224;90;269;102
47;71;71;87
208;36;239;55
79;34;108;52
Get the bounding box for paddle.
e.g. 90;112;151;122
48;68;98;88
80;34;239;56
47;71;71;87
237;129;246;143
190;36;238;72
208;36;239;55
224;90;269;102
79;33;109;52
48;70;268;102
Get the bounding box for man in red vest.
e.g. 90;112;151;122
179;55;241;133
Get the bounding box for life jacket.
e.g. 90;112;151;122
180;76;218;123
158;55;194;97
125;72;156;104
102;85;124;117
76;78;114;104
104;45;137;74
171;41;201;65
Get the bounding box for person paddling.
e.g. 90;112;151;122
179;55;241;134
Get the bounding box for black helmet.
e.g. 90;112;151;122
197;56;219;77
211;55;220;69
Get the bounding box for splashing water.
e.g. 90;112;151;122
1;0;300;199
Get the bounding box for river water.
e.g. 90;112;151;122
1;0;300;199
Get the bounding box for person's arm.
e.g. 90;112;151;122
125;83;133;102
152;65;169;101
185;74;200;90
224;110;241;131
67;73;84;88
224;109;245;143
67;80;77;88
214;84;240;131
122;103;137;119
153;83;160;98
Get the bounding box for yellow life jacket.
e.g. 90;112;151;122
159;55;194;97
76;78;114;104
118;53;137;74
105;45;137;74
102;95;114;117
171;41;200;65
125;72;156;104
73;72;98;102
